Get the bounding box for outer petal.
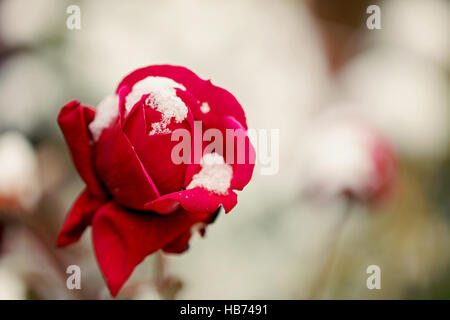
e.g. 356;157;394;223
58;100;105;196
163;206;222;254
116;64;248;129
183;116;256;191
175;88;220;129
221;116;256;190
162;231;192;254
56;189;105;247
91;202;210;296
94;120;160;210
145;188;237;214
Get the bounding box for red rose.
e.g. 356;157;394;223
57;65;255;296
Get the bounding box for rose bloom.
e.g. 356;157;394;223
57;65;255;296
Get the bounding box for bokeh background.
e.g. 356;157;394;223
0;0;449;299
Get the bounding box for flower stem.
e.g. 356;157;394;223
154;250;166;286
20;214;89;299
155;251;183;300
307;198;354;299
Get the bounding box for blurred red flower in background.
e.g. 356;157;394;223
299;113;396;205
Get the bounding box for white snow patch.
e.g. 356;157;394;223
200;102;210;114
89;95;119;141
187;153;233;195
125;76;188;135
0;131;41;210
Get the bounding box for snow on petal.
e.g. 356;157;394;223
89;95;119;141
125;76;188;135
200;102;210;114
187;153;233;195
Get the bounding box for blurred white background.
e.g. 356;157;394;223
0;0;449;299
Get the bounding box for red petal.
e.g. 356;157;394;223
163;206;222;254
162;231;192;254
221;116;256;190
175;88;220;129
118;86;131;126
58;101;105;196
145;188;237;214
94;121;160;210
56;189;105;247
123;101;189;195
116;65;248;129
183;116;256;192
371;137;396;202
91;202;209;296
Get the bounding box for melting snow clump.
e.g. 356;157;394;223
187;152;233;195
